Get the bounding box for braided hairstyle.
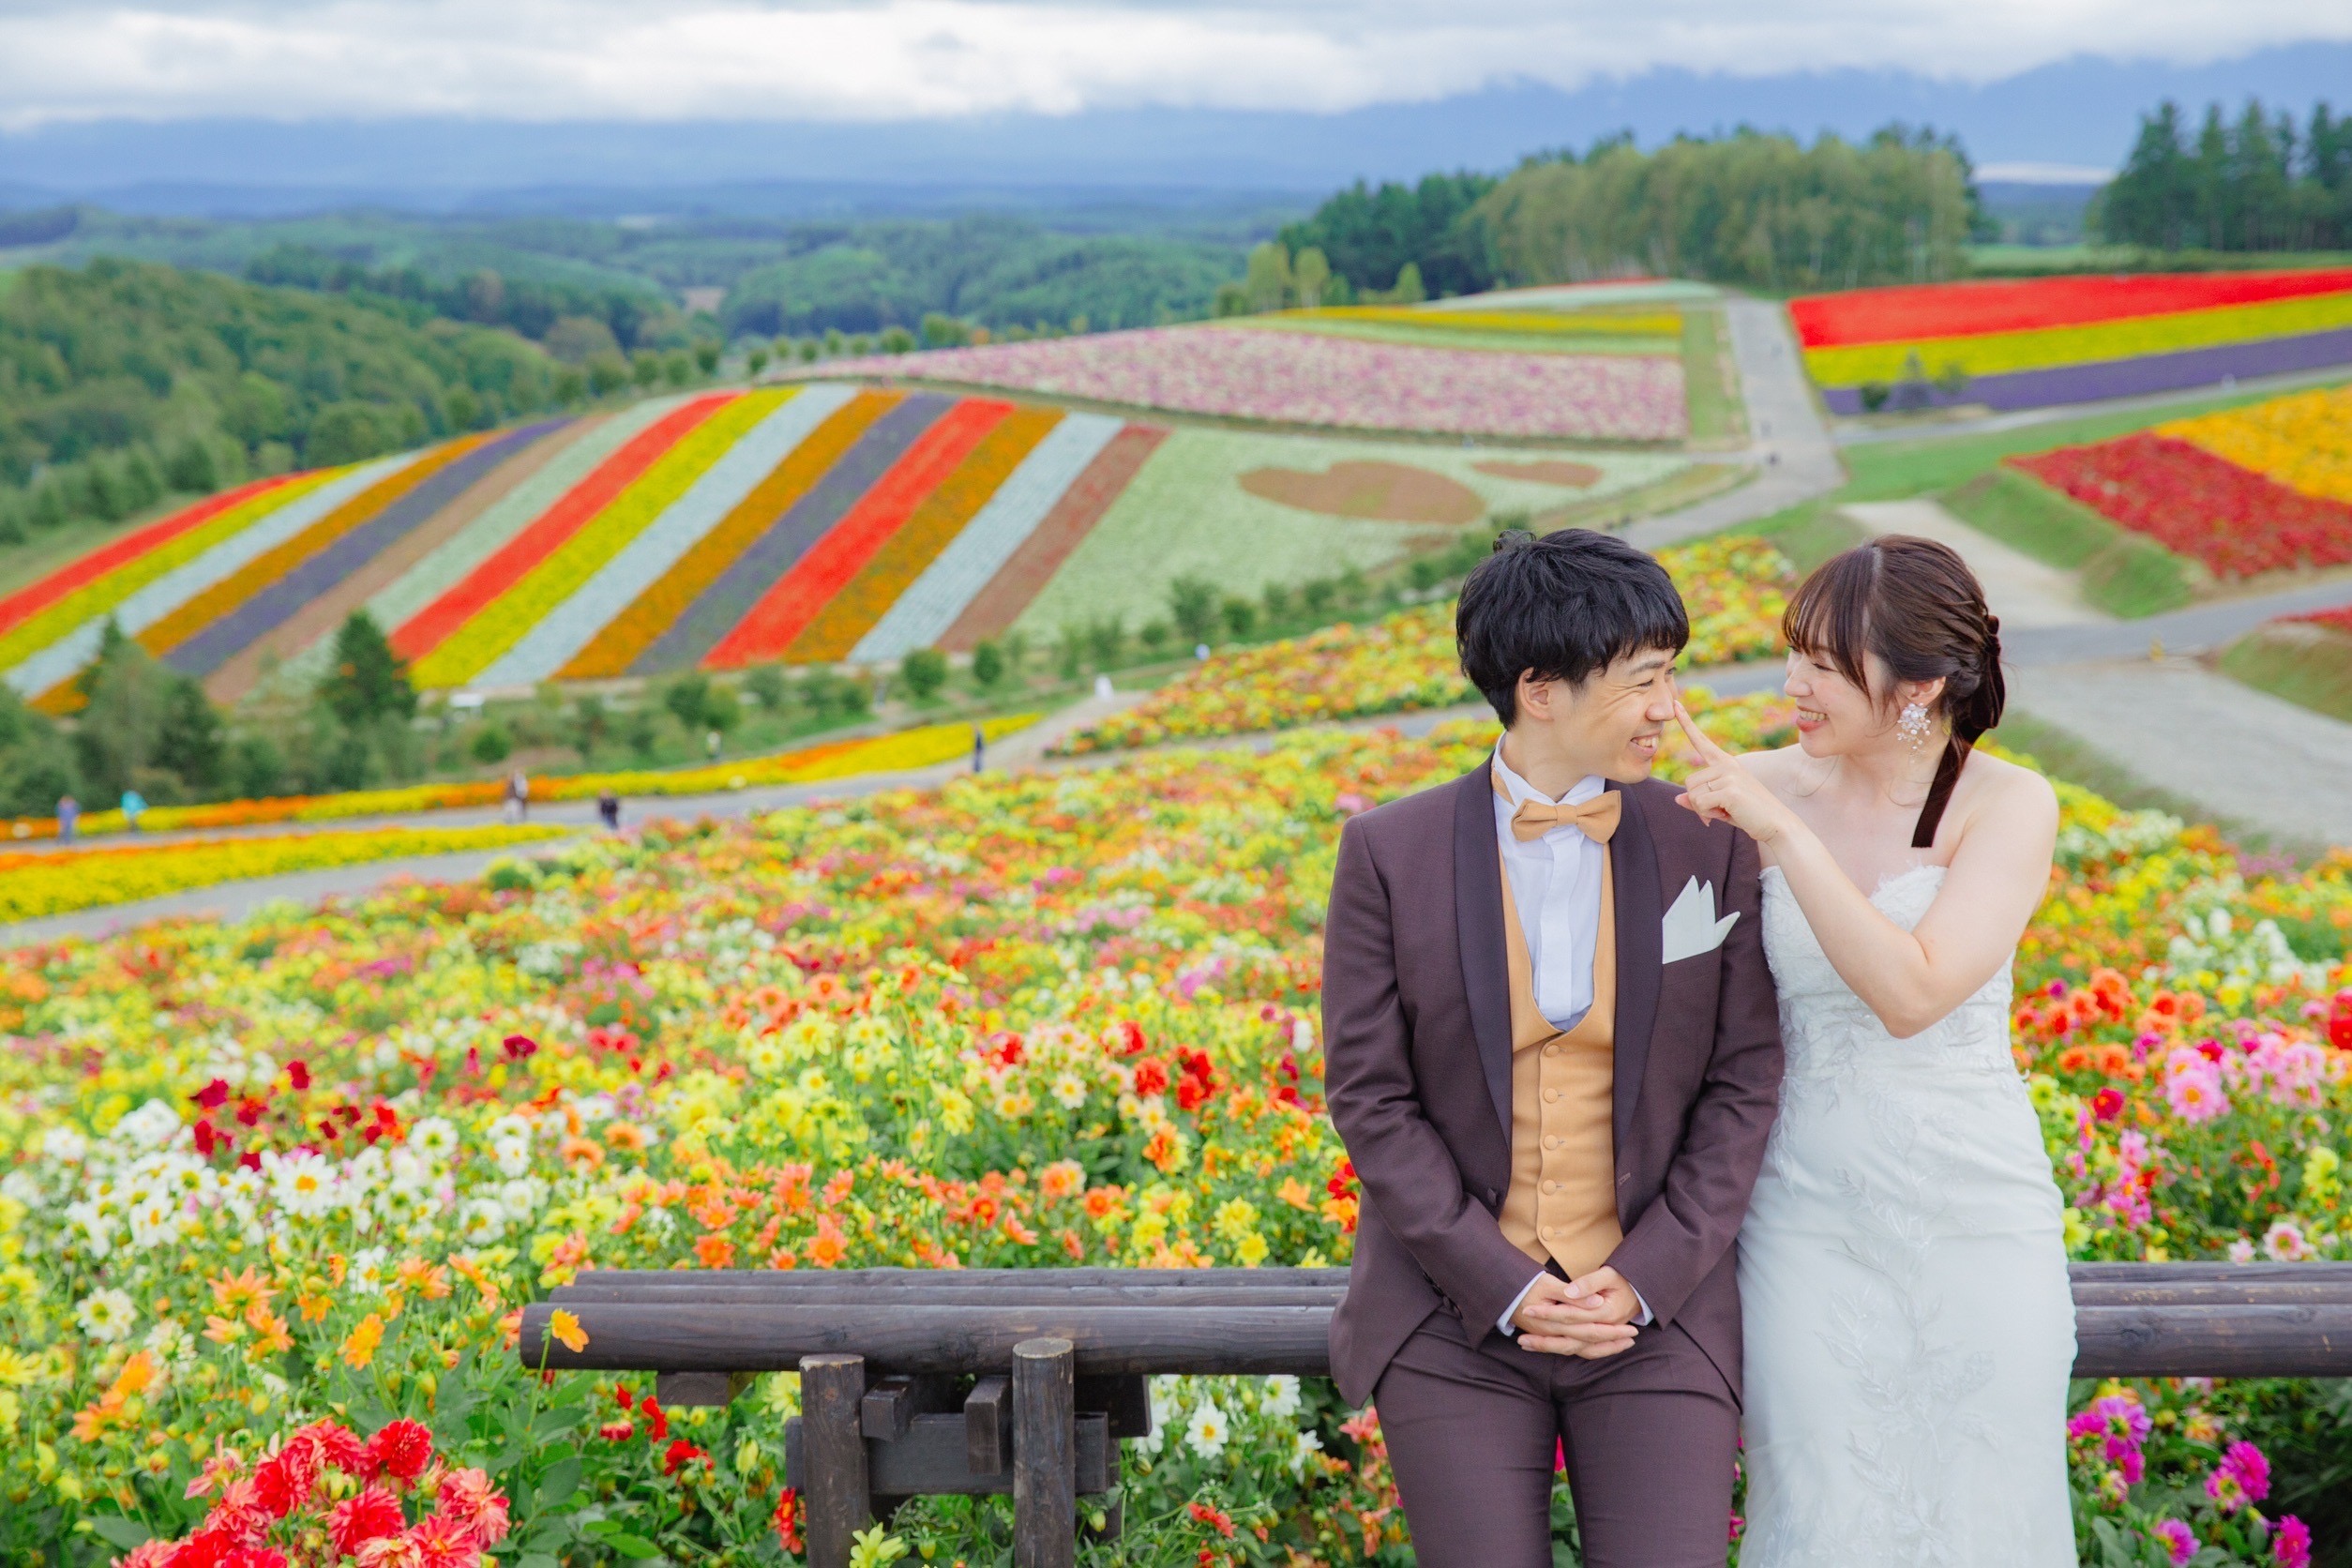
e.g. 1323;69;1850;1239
1780;535;2004;849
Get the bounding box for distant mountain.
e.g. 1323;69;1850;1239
1;44;2346;217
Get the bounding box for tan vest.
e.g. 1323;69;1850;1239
1496;847;1623;1279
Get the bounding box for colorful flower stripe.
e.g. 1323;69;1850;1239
1817;328;2352;415
1791;267;2352;348
0;823;568;923
203;417;587;705
940;422;1167;652
852;411;1125;663
1802;291;2352;388
787;404;1060;663
2157;386;2352;505
561;390;899;681
2010;432;2352;577
391;393;735;662
475;386;856;689
1303;306;1683;336
0;475;296;640
629;393;947;675
133;435;495;670
4;459;396;701
809;327;1687;441
166;426;554;682
409;392;776;689
710;398;1013;668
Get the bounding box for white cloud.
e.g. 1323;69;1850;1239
0;0;2341;129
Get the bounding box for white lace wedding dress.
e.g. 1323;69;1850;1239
1738;865;2077;1567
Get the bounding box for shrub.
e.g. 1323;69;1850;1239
469;724;512;764
970;641;1005;687
900;648;949;700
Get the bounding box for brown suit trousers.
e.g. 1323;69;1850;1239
1321;762;1783;1567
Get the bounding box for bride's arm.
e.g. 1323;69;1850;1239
1754;769;2056;1036
1675;711;2057;1038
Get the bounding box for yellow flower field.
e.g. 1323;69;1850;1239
2160;384;2352;505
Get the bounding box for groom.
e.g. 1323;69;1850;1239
1323;528;1784;1566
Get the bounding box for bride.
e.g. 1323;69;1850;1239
1671;535;2077;1567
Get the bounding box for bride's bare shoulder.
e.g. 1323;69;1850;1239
1961;748;2059;826
1741;744;1813;788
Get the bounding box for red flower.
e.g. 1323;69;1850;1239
435;1467;510;1546
2329;989;2352;1051
662;1439;706;1476
162;1526;239;1568
502;1033;538;1061
613;1384;635;1410
1188;1501;1236;1538
773;1488;804;1554
295;1418;369;1475
191;1078;231;1110
2091;1088;2126;1123
640;1395;669;1442
1108;1020;1147;1056
407;1513;484;1566
366;1420;435;1484
192;1119;223;1156
1133;1058;1169;1096
249;1445;318;1518
287;1060;311;1090
988;1031;1024;1066
329;1486;408;1557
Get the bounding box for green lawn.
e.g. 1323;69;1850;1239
1939;467;2194;617
2217;621;2352;727
1681;309;1744;444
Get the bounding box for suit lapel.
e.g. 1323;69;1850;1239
1608;781;1663;1158
1453;761;1514;1144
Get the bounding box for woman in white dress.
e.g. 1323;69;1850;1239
1671;535;2077;1567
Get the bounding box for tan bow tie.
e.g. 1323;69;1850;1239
1500;782;1621;843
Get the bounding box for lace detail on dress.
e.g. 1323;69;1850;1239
1741;862;2076;1568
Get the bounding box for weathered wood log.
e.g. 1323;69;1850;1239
786;1411;1112;1498
799;1355;870;1568
862;1375;959;1440
1014;1339;1077;1568
1077;1374;1153;1439
521;1301;1336;1376
2073;1304;2352;1378
2071;1262;2352;1286
2071;1278;2352;1307
966;1376;1010;1475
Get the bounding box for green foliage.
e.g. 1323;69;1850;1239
469;724;512;764
2218;622;2352;726
2079;534;2197;618
320;611;418;729
2098;98;2352;251
1168;576;1220;647
0;257;560;526
662;672;715;732
1219;596;1258;639
1475;125;1977;290
1278;171;1500;297
899;647;949;700
969;641;1005;688
1941;467;2195;617
745;663;788;710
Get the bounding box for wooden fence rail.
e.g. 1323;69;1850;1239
520;1262;2352;1568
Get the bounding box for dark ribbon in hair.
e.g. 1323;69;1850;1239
1910;611;2002;851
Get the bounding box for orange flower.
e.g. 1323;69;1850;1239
70;1350;158;1441
210;1267;276;1313
559;1136;607;1169
604;1121;650;1153
807;1214;849;1269
396;1259;452;1300
1277;1178;1314;1211
1038;1160;1085;1201
548;1309;589;1353
249;1304;294;1355
341;1313;385;1369
694;1234;737;1269
295;1285;333;1324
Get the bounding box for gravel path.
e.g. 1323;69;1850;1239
1624;298;1845;550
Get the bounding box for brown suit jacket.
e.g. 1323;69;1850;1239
1322;759;1784;1406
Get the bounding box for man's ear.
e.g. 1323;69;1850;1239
1516;671;1554;723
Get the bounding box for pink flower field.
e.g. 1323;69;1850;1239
814;326;1690;441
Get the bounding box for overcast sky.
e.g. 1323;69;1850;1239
0;0;2344;129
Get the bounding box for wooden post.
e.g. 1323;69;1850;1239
800;1354;870;1568
1013;1338;1077;1568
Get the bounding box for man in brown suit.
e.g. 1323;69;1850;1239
1323;528;1784;1566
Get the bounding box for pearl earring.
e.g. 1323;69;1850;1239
1897;701;1932;751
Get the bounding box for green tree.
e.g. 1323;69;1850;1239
663;671;714;731
970;641;1006;687
746;346;771;378
1168;577;1220;647
155;678;225;792
900;648;948;700
320;611;416;729
469;724;511;764
746;663;788;710
693;341;721;376
1243;243;1294;313
1291;248;1332;309
71;624;173;800
1220;596;1258;639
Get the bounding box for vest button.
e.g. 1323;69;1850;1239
1544;1136;1560;1150
1544;1089;1560;1103
1543;1181;1559;1194
1544;1045;1558;1057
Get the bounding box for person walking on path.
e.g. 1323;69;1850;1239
598;790;621;832
972;723;987;775
120;789;146;833
56;794;77;845
505;769;530;824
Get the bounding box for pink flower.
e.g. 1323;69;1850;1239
2152;1518;2197;1565
2206;1440;2271;1512
329;1485;408;1558
2273;1515;2313;1567
2164;1056;2230;1123
433;1467;510;1546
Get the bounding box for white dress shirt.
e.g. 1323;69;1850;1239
1489;744;1652;1334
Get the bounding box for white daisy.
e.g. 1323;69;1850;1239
76;1288;137;1342
1289;1427;1324;1474
1051;1073;1088;1110
1261;1375;1302;1419
1184;1400;1229;1459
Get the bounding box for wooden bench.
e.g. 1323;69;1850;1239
522;1262;2352;1568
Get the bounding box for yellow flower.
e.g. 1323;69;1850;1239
549;1307;589;1353
339;1312;384;1370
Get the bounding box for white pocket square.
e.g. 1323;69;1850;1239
1661;876;1739;963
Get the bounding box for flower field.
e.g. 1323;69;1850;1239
0;823;569;922
1008;432;1687;638
1241;306;1682;357
1792;269;2352;415
808;326;1691;442
2006;385;2352;577
0;376;1678;705
1053;535;1792;754
0;716;2343;1564
6;716;1037;844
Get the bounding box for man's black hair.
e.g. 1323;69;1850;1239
1455;527;1688;726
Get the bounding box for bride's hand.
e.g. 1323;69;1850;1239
1672;701;1795;845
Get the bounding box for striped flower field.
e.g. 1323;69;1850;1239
0;381;1627;703
1794;269;2352;415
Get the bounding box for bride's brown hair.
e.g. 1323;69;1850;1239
1780;534;2004;849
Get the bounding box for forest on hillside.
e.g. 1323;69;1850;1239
2097;98;2352;252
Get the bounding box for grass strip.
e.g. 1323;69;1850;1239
1938;466;2194;617
2216;621;2352;726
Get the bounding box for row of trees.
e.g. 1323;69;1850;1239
243;244;682;354
1275;173;1500;299
2097;99;2352;253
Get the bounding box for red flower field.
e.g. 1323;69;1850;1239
2010;433;2352;578
1792;268;2352;348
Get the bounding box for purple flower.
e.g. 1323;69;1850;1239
2206;1440;2271;1512
2068;1394;2152;1464
2273;1515;2313;1568
2152;1519;2197;1566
